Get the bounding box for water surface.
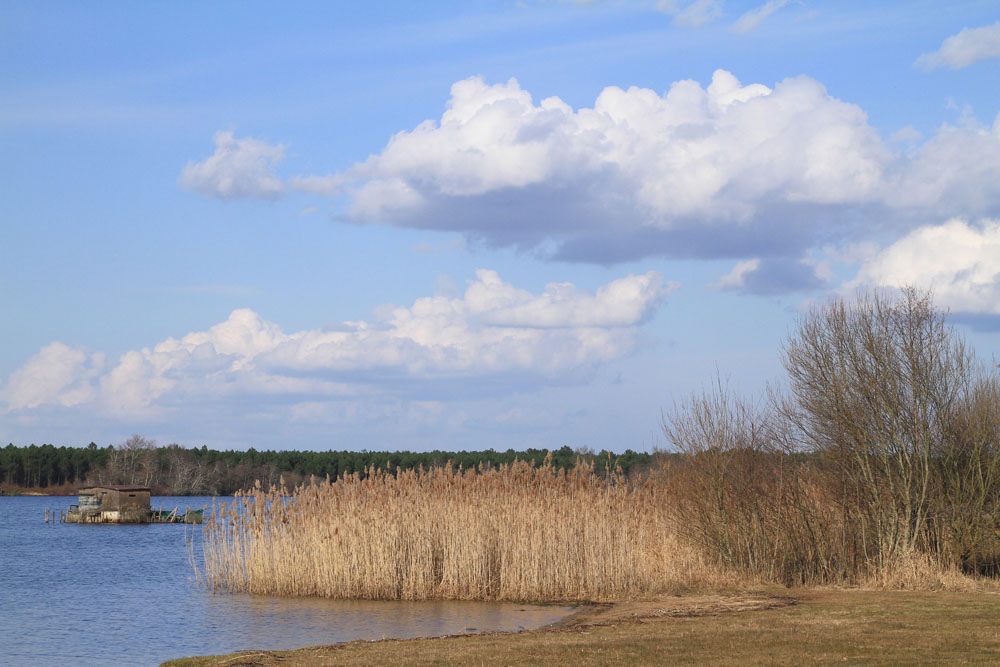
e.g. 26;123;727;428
0;496;575;666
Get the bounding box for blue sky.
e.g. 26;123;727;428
2;1;999;451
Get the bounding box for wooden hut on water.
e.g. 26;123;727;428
66;485;152;523
64;485;203;524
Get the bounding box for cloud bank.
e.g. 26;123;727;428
183;72;1000;277
916;21;1000;70
1;271;675;420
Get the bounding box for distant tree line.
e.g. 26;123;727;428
0;438;653;496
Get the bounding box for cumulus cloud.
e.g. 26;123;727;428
846;218;1000;314
2;271;674;419
182;72;1000;264
179;130;285;200
881;122;1000;215
731;0;791;33
0;343;104;410
337;71;905;258
322;72;1000;262
916;21;1000;70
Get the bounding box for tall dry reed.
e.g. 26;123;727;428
199;458;702;602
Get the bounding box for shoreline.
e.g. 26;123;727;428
160;592;799;666
160;589;1000;665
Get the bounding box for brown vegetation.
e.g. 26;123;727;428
199;459;710;601
197;288;1000;602
665;288;1000;587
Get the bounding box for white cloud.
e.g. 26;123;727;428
916;21;1000;70
657;0;724;27
731;0;790;33
179;130;285;200
0;343;104;411
182;72;1000;265
846;218;1000;314
2;271;674;419
334;71;1000;262
881;121;1000;215
343;71;888;238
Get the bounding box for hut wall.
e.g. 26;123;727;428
78;494;100;510
93;488;114;509
121;490;151;509
78;487;152;511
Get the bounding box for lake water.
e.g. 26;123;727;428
0;496;576;666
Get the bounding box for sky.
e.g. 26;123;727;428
2;0;999;452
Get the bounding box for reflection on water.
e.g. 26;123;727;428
0;497;574;666
202;594;567;644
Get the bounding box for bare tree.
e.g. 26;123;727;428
663;377;783;578
780;288;975;568
95;434;158;487
163;444;209;495
662;287;1000;583
932;373;1000;572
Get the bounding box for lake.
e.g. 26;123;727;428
0;495;576;666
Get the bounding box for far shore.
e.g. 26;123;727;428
160;588;1000;666
1;489;65;496
0;488;216;497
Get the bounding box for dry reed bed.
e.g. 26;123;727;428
200;459;696;602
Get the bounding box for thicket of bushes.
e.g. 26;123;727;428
663;288;1000;584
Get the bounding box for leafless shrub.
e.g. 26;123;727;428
662;378;846;584
663;288;1000;585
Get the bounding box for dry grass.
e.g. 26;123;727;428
199;458;716;602
858;552;1000;592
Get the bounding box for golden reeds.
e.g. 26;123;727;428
197;452;995;601
199;458;704;602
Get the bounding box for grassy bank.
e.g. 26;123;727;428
162;589;1000;666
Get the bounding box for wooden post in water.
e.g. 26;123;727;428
44;509;50;523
